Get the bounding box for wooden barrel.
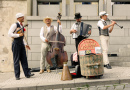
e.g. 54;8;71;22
79;54;104;76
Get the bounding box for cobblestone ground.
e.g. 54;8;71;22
58;83;130;90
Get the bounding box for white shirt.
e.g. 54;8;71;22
97;19;106;29
71;22;81;31
8;21;27;45
40;25;62;42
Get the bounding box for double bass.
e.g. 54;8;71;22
46;13;68;68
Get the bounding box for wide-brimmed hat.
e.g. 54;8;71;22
74;13;82;19
43;16;53;23
99;11;109;16
16;13;24;19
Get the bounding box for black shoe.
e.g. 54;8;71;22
26;73;35;78
16;77;20;80
104;64;112;69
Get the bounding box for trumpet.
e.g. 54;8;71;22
107;18;123;29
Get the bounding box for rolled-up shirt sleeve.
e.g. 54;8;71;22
54;25;62;33
40;27;46;42
97;21;104;29
8;23;20;38
71;23;75;30
23;39;27;46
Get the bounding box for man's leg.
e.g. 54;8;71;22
100;36;109;65
12;43;21;79
40;43;50;72
20;44;30;77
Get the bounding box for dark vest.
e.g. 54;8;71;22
13;22;24;44
98;20;109;36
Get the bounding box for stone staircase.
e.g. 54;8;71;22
109;45;130;67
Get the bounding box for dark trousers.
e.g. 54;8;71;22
75;36;86;64
12;42;30;78
75;37;86;76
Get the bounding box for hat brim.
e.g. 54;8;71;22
74;16;82;19
100;13;109;16
43;18;53;23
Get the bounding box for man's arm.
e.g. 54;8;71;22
103;21;116;30
40;27;46;42
70;23;77;34
8;23;24;38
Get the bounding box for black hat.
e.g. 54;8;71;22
74;13;82;19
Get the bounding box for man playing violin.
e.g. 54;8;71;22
39;16;62;74
97;11;116;69
8;13;34;80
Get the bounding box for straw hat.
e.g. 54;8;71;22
43;16;53;23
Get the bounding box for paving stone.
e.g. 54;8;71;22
88;86;97;90
114;84;124;90
124;88;130;90
124;84;130;88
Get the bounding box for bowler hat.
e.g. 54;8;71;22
74;13;82;19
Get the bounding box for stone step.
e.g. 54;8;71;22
119;48;130;52
109;57;130;61
118;52;130;57
127;44;130;48
110;61;130;67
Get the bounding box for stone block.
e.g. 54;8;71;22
110;29;125;37
28;45;41;53
114;84;124;90
109;45;126;53
1;88;18;90
75;4;98;16
19;86;36;90
66;21;71;29
32;37;41;44
91;29;99;37
28;37;32;44
38;5;60;17
28;29;40;36
124;88;130;90
31;53;41;61
110;37;130;45
66;36;71;45
113;5;130;16
124;84;130;88
31;20;67;29
70;37;75;45
62;29;72;37
64;45;76;52
27;52;31;60
28;60;40;68
124;29;129;37
27;21;32;29
88;86;97;90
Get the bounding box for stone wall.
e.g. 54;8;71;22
0;0;27;72
26;16;130;68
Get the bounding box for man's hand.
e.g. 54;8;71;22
57;19;61;25
111;21;116;26
26;45;31;50
88;30;91;34
71;29;77;33
19;33;24;37
45;39;48;43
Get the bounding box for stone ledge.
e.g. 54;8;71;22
26;16;128;21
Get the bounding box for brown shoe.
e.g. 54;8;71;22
47;69;51;73
39;70;44;74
